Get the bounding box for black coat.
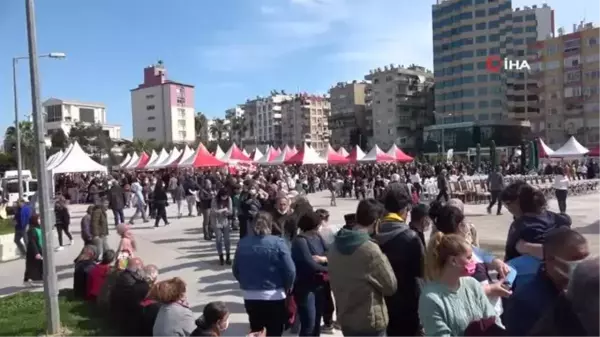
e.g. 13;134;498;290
24;227;43;282
107;185;126;210
55;207;70;226
73;260;96;298
110;270;150;335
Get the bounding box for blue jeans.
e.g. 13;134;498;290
295;288;324;336
214;225;231;256
112;209;124;226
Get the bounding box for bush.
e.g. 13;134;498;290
0;289;118;336
0;218;13;235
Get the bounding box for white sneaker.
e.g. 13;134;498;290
23;280;33;287
69;241;74;246
55;246;64;252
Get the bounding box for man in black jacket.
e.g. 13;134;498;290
107;180;126;226
373;183;425;337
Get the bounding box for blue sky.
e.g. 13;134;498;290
1;0;598;138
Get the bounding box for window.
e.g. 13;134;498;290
146;105;155;110
178;108;186;118
564;71;581;82
45;105;63;122
79;108;95;123
147;127;156;132
476;35;486;43
475;9;486;17
476;48;487;56
147;116;156;120
475;22;486;30
178;120;186;128
145;94;155;99
564;55;580;68
178;131;187;139
588;37;598;46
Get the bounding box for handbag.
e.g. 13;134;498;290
285;294;297;327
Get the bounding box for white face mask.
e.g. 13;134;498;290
555;256;585;282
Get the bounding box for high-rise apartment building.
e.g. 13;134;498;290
281;94;331;152
328;81;368;149
225;106;245;144
529;23;599;146
432;0;553;124
242;94;292;147
365;64;435;150
130;61;195;143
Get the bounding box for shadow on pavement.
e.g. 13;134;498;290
153;237;200;244
201;282;238;293
159;261;203;274
198;270;234;284
577;220;599;235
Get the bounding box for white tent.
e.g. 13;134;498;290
154;148;180;168
47;143;73;171
214;145;226;159
250;148;264;161
337;147;349;157
538;138;555;157
147;148;169;169
242;149;249;157
361;145;396;162
262;148;295;166
49;141;107;174
119;153;132;168
549;136;589;157
47;150;63;167
176;145;196;166
124;152;140;169
141;150;158;169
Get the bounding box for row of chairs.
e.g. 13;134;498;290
420;175;600;204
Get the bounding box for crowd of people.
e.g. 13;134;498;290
10;158;600;336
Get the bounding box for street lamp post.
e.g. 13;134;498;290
12;52;65;200
25;0;64;334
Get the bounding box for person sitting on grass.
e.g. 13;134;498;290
86;249;116;301
133;264;161;336
191;301;231;336
110;257;149;335
73;245;98;299
153;277;197;337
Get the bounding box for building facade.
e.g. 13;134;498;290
281;94;331;152
432;0;553;124
328;81;368;149
130;61;195;144
364;64;435;151
42;98;121;138
241;94;292;147
225;106;245;144
529;23;599;147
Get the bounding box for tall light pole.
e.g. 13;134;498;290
25;0;61;334
13;52;65;200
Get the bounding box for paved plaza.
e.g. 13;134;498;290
0;191;598;335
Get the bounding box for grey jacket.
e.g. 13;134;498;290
153;302;196;336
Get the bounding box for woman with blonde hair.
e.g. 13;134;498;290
152;277;196;336
419;232;500;336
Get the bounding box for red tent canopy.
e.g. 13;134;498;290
135;152;150;169
387;144;414;163
346;145;366;163
188;144;226;167
285;144;327;165
325;145;349;164
588;145;600;157
222;143;251;162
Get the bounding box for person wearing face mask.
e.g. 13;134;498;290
503;227;589;336
191;301;230;336
241;185;262;237
270;195;293;239
152;277;196;336
200;180;216;241
328;199;397;336
419;232;501;336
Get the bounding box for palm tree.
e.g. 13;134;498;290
195;112;207;139
229;116;246;145
209;118;229;142
3;121;36;171
126;139;157;153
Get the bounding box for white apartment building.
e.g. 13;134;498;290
281;94;331;152
130;61;196;144
42;98;122;138
242;94;292;146
225;106;245;144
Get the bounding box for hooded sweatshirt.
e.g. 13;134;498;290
504;210;571;261
327;228;397;334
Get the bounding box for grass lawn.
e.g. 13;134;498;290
0;218;14;235
0;289;118;336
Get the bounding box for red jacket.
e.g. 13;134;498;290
87;264;112;301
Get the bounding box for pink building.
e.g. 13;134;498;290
130;61;195;143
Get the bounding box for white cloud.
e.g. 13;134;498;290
259;5;277;14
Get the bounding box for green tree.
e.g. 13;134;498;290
68;122;116;165
50;129;69;152
195;112;207;140
209;118;229;142
125;138;157;153
229;116;246;145
3;121;36;172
